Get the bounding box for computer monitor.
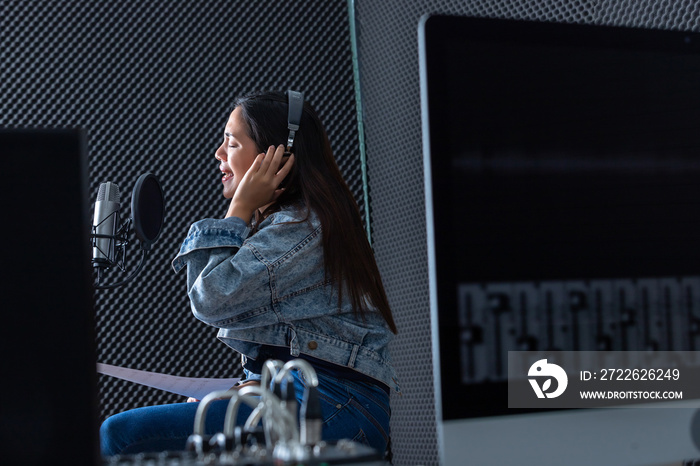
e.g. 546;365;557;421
0;130;99;465
420;15;700;465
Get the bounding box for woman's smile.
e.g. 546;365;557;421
220;165;234;183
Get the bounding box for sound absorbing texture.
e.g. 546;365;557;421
353;0;700;464
0;0;362;424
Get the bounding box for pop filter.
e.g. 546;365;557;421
131;173;164;250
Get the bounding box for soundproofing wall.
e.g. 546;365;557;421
0;0;364;424
353;0;700;464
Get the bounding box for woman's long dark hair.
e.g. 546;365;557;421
233;91;397;334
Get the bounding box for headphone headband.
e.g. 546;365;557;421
286;90;304;153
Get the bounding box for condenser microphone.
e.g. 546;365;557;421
92;182;120;267
90;173;164;289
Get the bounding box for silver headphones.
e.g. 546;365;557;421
285;90;304;154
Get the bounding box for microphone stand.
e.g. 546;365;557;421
92;214;149;290
94;247;147;290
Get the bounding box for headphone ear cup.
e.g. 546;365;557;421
277;157;296;191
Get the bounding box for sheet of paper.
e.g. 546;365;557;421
97;363;240;401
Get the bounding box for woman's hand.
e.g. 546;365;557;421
226;144;295;221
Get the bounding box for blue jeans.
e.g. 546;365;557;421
100;370;390;457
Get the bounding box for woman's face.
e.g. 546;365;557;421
215;106;260;199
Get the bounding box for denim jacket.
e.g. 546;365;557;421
172;205;400;393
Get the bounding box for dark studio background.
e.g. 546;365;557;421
2;0;700;465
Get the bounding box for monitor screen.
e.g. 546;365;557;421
420;14;700;465
0;129;99;465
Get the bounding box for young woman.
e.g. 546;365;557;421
100;90;399;456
